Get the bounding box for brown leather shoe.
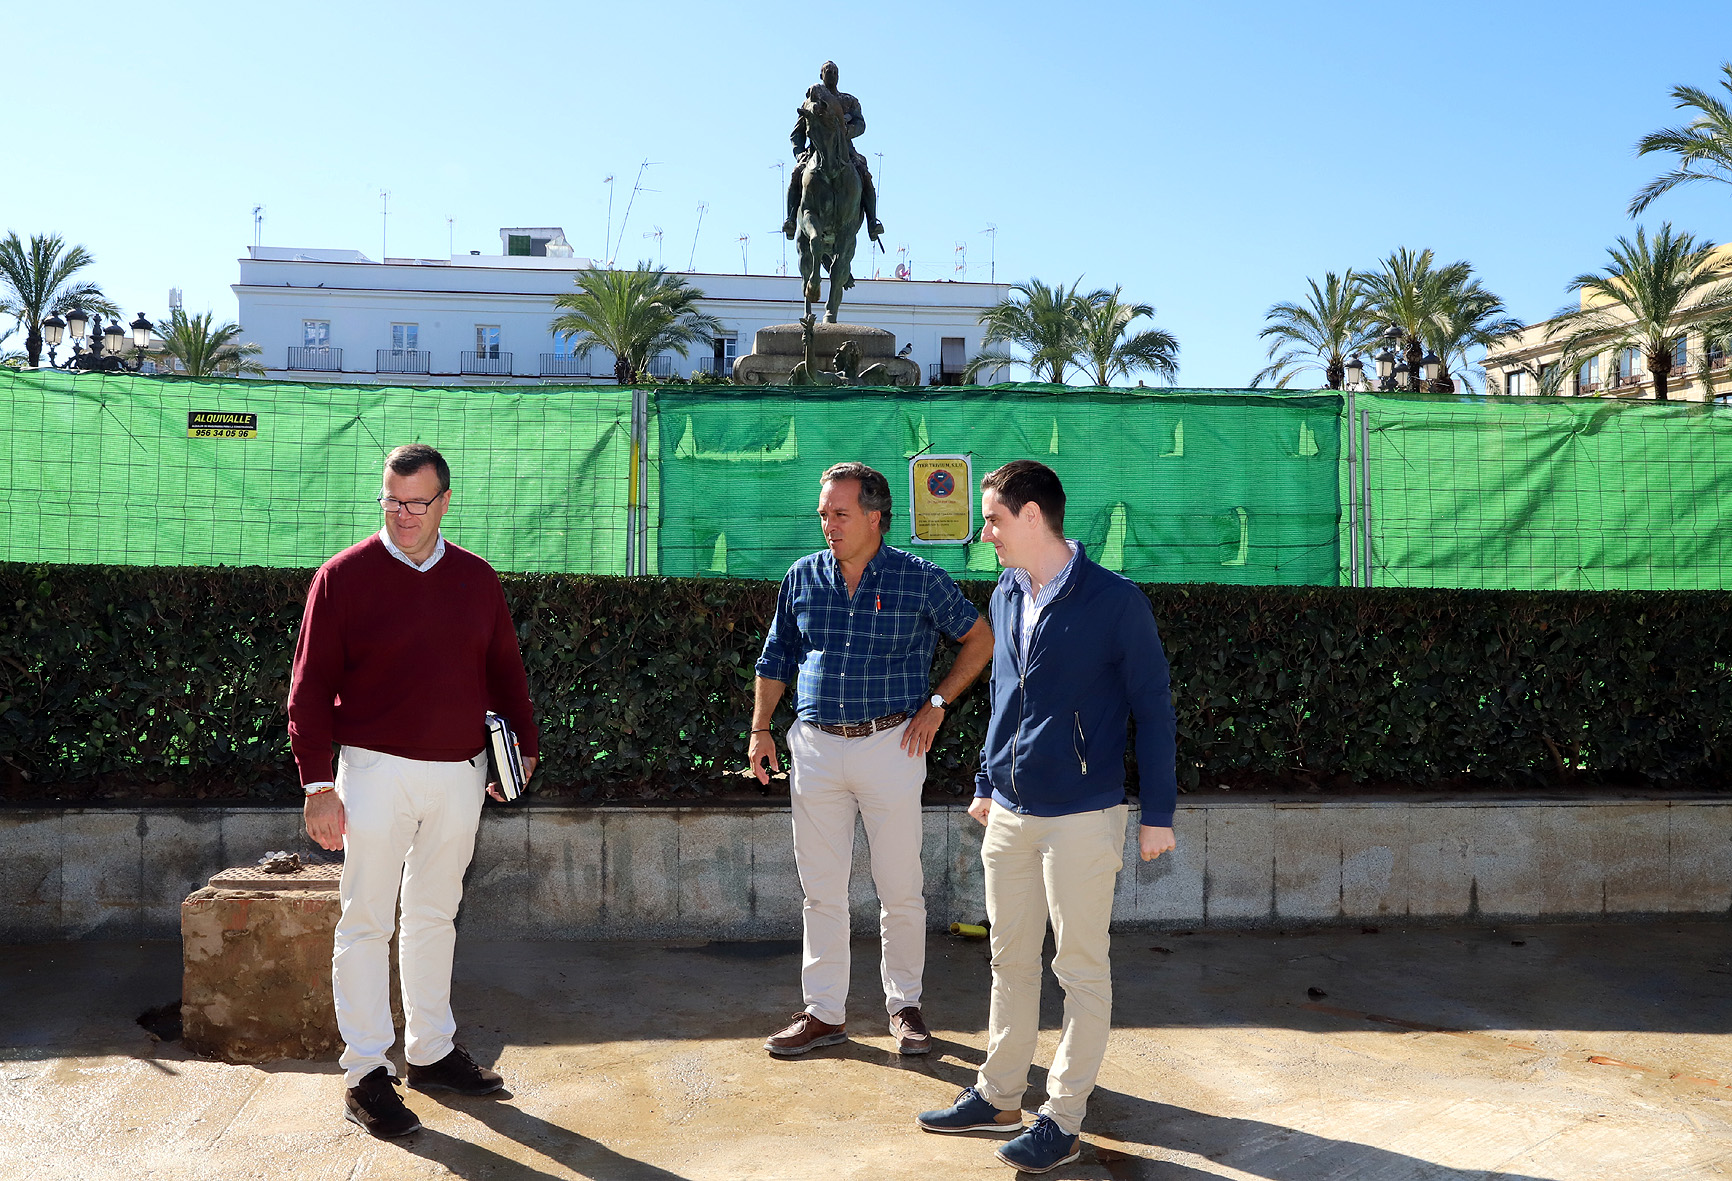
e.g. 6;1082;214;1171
765;1011;847;1056
890;1006;932;1055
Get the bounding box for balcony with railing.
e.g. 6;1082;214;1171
929;363;966;386
287;347;342;372
377;349;431;375
461;351;514;376
642;355;675;380
691;356;733;377
539;353;592;378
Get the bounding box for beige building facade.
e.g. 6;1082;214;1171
1482;245;1732;401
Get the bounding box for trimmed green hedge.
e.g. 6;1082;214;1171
2;564;1727;803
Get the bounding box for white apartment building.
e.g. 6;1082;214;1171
233;228;1012;385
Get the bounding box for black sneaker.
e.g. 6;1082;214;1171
344;1067;421;1138
406;1045;504;1096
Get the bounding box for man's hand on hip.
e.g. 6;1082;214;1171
900;703;944;757
747;730;781;786
304;791;345;851
1140;825;1175;862
967;796;993;826
487;755;538;803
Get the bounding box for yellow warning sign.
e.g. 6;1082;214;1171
909;454;973;543
187;411;257;439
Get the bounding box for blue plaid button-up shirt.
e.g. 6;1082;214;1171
757;543;980;725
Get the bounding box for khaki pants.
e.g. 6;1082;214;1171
976;802;1129;1136
333;746;486;1086
787;719;927;1026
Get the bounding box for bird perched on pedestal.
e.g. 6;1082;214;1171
897;343;913;357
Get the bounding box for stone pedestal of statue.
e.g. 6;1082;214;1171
732;321;920;387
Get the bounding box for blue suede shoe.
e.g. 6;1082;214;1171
915;1085;1024;1133
996;1114;1081;1173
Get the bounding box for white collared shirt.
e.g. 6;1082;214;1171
378;527;446;572
1011;540;1080;657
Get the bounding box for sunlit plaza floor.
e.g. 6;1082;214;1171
3;922;1729;1180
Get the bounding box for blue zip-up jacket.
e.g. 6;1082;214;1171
974;545;1177;828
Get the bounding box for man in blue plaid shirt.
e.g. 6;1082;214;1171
750;461;993;1057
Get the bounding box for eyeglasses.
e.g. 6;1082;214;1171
378;494;444;516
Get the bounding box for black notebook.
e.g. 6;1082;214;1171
484;711;527;802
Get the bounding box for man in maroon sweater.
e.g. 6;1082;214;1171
290;443;539;1139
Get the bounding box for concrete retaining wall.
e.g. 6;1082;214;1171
2;798;1727;941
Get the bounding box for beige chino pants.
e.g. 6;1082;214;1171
333;746;486;1086
976;801;1129;1136
787;719;927;1026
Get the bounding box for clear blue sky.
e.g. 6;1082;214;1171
6;0;1728;386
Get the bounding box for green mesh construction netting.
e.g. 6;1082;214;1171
1359;391;1732;590
652;385;1344;583
0;369;634;572
6;370;1732;590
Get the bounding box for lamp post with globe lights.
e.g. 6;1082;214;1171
39;308;152;372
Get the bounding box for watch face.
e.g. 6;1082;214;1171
930;694;945;708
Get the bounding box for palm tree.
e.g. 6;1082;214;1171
551;263;721;384
1251;271;1374;390
0;232;117;367
1074;287;1178;386
963;278;1102;384
1420;280;1524;393
1544;224;1732;401
150;308;265;377
1354;248;1474;382
1628;62;1732;217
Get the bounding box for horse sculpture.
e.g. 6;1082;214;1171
792;84;865;324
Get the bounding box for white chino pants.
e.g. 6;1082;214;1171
333;745;486;1086
976;802;1129;1136
787;719;927;1026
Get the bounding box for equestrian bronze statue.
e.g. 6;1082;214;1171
782;61;884;324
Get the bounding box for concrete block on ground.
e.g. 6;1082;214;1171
180;883;399;1064
1669;804;1732;913
1408;809;1474;917
526;810;603;936
749;810;802;935
1203;804;1274;924
0;811;61;938
675;811;751;931
1469;807;1545;917
141;810;223;932
62;810;141;937
461;808;529;938
1124;806;1205;926
601;811;679;934
1273;806;1341;920
1338;807;1409;918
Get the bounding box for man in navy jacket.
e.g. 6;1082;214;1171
916;459;1176;1175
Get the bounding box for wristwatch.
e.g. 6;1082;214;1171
929;693;949;710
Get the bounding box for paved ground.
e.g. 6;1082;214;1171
1;921;1729;1180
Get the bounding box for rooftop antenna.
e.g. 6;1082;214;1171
954;241;967;279
251;205;264;251
612;160;659;265
895;242;910;280
772;161;788;275
379;190;391;260
642;225;664;268
687;202;708;270
602;175;615;266
873;154;885;279
981;224;997;284
447;216;454;256
168;288;183;310
738;233;750;275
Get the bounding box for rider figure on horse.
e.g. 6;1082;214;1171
782;61;885;245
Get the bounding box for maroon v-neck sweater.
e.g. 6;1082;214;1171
288;535;540;786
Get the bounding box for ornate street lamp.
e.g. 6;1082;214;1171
1420;349;1445;391
39;308;153;372
1343;354;1365;390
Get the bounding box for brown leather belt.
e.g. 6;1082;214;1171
811;711;910;738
